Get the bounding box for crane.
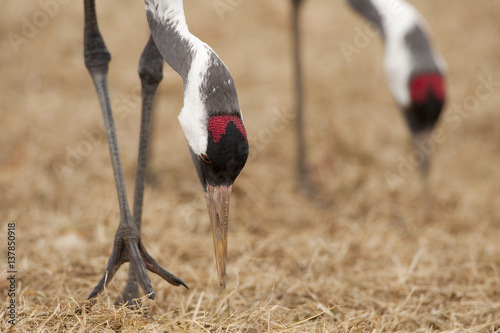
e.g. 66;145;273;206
292;0;446;190
83;0;248;305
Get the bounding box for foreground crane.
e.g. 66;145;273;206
83;0;248;304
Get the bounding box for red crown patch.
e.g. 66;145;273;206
410;73;445;104
208;116;247;143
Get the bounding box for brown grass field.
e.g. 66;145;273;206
1;0;500;331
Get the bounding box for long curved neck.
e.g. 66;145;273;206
144;0;241;155
347;0;423;40
144;0;199;81
346;0;385;35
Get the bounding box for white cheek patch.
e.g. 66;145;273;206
178;45;214;156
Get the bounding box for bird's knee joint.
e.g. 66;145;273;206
139;68;163;87
84;50;111;71
84;31;111;70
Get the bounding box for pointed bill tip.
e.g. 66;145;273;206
214;234;227;288
220;276;226;288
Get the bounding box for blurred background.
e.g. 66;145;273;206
1;0;500;331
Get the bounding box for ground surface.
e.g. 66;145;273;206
1;0;500;332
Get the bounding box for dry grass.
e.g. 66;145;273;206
1;0;500;332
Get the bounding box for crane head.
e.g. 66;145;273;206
404;72;446;134
403;72;446;177
188;115;248;287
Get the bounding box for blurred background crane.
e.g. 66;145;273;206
291;0;446;194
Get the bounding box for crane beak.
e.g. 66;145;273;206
205;184;232;288
413;130;433;180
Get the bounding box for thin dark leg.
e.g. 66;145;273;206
117;36;165;305
83;0;187;301
291;0;311;194
133;36;164;233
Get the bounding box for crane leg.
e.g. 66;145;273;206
116;36;167;306
83;0;187;302
291;0;312;195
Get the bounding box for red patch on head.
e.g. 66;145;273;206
410;73;445;104
208;116;247;143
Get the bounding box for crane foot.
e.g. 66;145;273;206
88;220;188;301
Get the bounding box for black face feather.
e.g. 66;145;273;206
190;117;248;191
405;93;444;133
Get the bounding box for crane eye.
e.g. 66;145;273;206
201;153;211;164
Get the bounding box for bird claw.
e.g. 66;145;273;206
88;224;188;301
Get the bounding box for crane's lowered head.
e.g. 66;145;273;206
185;115;248;287
404;72;446;135
403;72;446;178
178;54;248;287
144;0;248;288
